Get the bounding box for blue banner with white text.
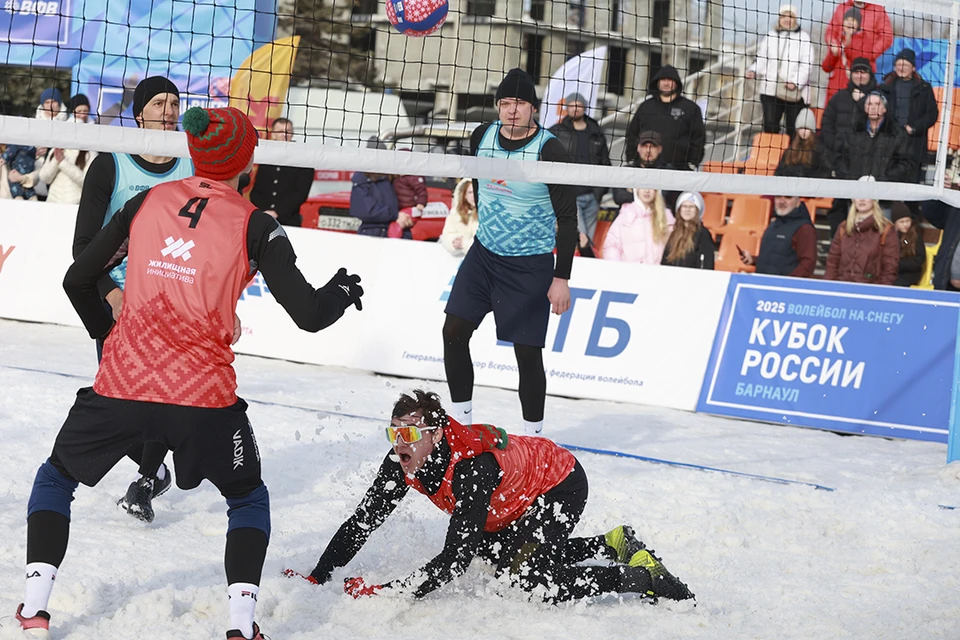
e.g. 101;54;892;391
698;275;959;442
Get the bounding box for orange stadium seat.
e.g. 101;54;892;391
927;87;960;152
802;197;833;222
715;227;761;273
727;196;771;231
701;193;728;239
739;133;790;176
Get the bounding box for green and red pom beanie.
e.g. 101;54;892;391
181;106;258;180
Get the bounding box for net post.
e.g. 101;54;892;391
935;1;959;192
949;303;960;463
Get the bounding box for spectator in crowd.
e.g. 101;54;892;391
349;170;407;238
834;91;914;183
739;196;817;277
881;48;939;185
602;188;674;264
549;92;611;246
745;4;814;136
775;108;830;178
613;130;668;205
891;202;926;286
821;57;876;158
824;194;899;284
249;117;314;227
661;191;714;269
389;151;429;239
440;178;479;257
69;94;94;123
822;0;893;106
624;65;705;171
38;146;95;205
921;197;960;291
1;87;66;200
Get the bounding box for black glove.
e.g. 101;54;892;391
322;267;363;311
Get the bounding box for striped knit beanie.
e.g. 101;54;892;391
181;106;258;180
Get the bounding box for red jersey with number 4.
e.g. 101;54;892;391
406;420;577;532
95;176;256;408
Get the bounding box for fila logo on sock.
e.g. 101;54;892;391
161;236;195;261
232;429;244;469
25;570;53;581
241;591;258;601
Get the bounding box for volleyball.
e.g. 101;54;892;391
386;0;448;37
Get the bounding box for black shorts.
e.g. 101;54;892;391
445;241;554;347
52;388;262;497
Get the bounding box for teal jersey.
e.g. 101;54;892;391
474;122;557;256
105;153;193;288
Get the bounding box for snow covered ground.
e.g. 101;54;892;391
0;318;958;639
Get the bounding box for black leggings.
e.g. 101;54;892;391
760;94;805;137
480;461;652;602
442;314;546;422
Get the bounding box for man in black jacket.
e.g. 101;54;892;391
249;117;315;227
549;93;611;246
740;197;817;278
624;65;705;170
821;57;876;158
834;90;915;183
882;48;939;185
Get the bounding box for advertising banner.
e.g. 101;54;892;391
698;274;960;442
0;0;71;46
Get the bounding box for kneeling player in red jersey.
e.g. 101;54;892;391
14;106;363;640
288;389;694;604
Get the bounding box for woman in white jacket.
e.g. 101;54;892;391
38;147;95;204
440;178;479;257
745;4;814;137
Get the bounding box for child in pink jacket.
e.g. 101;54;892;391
602;188;675;264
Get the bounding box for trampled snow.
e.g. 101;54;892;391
0;319;958;639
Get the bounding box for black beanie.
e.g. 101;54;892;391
70;94;90;109
895;48;917;66
133;76;180;119
495;68;540;109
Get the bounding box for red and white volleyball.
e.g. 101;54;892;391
386;0;448;37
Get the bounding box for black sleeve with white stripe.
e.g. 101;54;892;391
246;210;349;332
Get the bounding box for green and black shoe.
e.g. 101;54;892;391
604;524;646;564
628;545;695;601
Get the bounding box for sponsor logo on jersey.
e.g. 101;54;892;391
161;236;195;261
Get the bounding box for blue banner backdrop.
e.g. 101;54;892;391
698;275;960;443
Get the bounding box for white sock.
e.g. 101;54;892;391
227;582;259;639
22;562;57;617
155;463;166;482
523;419;543;435
449;400;473;425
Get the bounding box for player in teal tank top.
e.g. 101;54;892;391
443;69;579;437
72;76;194;523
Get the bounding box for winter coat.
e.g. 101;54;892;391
249;163;314;227
749;27;815;104
774;135;832;178
37;148;95;205
439;187;479;257
894;230;927;287
881;71;939;163
920;199;960;290
549;115;611;199
821;0;893;105
602;200;675;264
821;76;877;156
824;216;899;285
834;116;915;182
624;66;706;168
660;225;715;269
349;171;399;237
755;203;818;277
392;174;428;210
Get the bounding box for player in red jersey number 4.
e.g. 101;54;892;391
287;389;694;605
13;107;363;640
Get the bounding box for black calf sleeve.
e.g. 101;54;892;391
137;441;168;478
514;344;546;422
442;314;477;403
224;527;268;586
27;511;70;566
